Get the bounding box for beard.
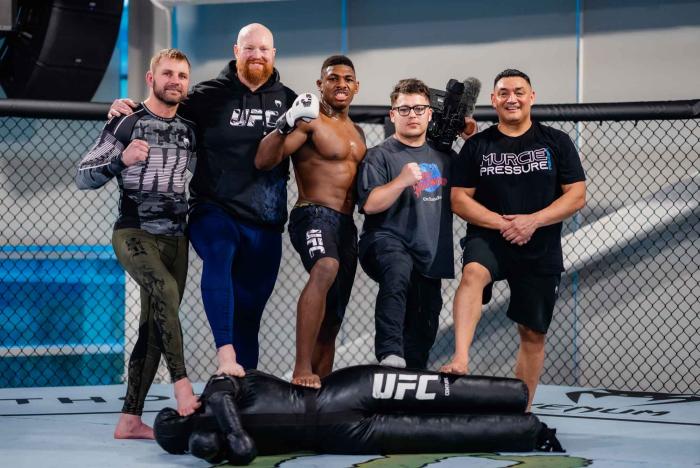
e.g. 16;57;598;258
237;58;273;87
152;79;184;106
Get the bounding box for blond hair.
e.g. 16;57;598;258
149;48;191;72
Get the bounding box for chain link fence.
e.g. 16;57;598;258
1;100;698;395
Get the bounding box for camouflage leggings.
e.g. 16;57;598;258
112;228;189;415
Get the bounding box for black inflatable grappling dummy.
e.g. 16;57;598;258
154;365;563;465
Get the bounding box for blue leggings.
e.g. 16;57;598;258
188;203;282;369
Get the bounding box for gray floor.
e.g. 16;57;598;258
1;382;698;467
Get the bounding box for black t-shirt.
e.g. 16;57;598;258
453;122;586;273
357;137;455;279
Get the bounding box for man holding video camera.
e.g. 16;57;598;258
357;78;477;369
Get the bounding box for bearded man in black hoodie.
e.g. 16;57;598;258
109;23;296;377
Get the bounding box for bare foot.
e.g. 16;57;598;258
439;357;469;375
291;371;321;389
114;413;154;439
173;378;201;416
217;345;245;377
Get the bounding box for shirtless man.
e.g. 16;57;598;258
255;55;366;388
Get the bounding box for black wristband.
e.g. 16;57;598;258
275;114;294;135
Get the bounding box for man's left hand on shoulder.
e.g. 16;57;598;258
500;213;541;245
459;117;478;140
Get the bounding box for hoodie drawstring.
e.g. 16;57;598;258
260;94;267;136
241;93;249;126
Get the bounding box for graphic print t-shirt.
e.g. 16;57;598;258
76;104;196;236
453;122;586;273
357;137;454;279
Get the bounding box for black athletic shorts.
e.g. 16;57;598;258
461;234;561;334
288;203;358;322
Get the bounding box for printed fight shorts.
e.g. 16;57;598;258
288;203;358;322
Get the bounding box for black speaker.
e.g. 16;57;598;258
0;0;17;32
0;0;123;101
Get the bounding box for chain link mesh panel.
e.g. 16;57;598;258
1;110;698;394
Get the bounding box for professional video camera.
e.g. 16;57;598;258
427;77;481;152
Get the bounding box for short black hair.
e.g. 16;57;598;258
390;78;430;105
321;55;355;74
493;69;531;87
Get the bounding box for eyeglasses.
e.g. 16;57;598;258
391;105;430;116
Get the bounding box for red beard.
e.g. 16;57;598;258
237;59;273;87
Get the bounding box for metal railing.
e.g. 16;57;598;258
1;98;698;394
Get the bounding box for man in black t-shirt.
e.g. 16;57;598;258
357;79;476;369
440;69;586;410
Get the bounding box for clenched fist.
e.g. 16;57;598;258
122;139;149;166
397;162;423;188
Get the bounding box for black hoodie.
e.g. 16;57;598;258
181;60;296;231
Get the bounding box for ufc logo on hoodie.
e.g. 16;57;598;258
230;108;280;128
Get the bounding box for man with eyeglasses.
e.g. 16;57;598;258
357;78;476;369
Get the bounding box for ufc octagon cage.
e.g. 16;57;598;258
0;98;698;396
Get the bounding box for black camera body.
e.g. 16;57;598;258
428;78;481;152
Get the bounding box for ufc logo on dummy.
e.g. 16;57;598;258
306;229;325;257
372;373;439;400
